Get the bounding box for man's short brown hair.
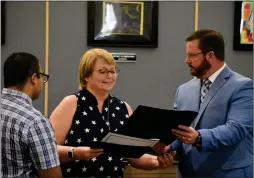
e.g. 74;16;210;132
186;29;225;61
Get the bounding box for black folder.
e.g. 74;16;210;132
120;105;198;145
92;105;198;158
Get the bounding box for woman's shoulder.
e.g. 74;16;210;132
72;89;83;97
110;95;125;105
110;95;132;115
60;94;77;107
64;89;84;102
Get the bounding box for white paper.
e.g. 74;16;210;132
101;132;159;147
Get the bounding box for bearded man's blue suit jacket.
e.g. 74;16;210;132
171;66;253;177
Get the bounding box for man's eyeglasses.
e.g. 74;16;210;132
186;52;203;58
37;72;49;83
94;68;120;77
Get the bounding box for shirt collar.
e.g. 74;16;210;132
2;88;32;104
208;62;226;84
81;88;113;106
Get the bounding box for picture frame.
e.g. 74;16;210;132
87;1;158;48
233;1;253;51
1;1;6;45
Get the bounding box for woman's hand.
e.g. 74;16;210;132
157;151;176;168
74;147;104;161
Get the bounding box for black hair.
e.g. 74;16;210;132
3;52;40;88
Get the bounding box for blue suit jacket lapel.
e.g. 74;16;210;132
192;66;231;128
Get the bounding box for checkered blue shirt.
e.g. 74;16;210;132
1;88;60;178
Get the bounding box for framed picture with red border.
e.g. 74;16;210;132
233;1;253;51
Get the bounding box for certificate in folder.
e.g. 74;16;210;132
92;132;159;158
92;105;198;158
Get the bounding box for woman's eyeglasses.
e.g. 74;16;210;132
94;68;120;77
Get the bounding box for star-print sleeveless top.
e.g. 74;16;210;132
61;88;130;178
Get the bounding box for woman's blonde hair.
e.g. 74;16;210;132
78;48;116;89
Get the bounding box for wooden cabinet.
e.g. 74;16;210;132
124;164;177;178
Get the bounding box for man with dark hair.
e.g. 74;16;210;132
157;29;253;177
1;52;62;178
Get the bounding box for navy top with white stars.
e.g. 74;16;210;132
61;88;129;178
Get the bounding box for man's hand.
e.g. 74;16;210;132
152;142;169;154
172;125;199;144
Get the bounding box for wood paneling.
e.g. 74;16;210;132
124;164;177;178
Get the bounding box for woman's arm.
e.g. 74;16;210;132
49;95;78;162
49;95;103;163
50;95;77;145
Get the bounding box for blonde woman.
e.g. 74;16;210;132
50;48;174;177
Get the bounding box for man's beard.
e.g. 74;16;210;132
189;57;211;78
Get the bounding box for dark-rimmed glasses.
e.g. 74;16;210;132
37;72;49;83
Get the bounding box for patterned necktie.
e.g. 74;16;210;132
200;79;211;103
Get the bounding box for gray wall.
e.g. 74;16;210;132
1;1;253;116
1;2;45;109
199;2;253;78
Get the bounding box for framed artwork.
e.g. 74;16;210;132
87;1;158;48
1;1;6;45
233;1;253;51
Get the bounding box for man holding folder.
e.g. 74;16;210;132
156;29;253;177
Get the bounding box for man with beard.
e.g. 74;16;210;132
1;52;62;178
156;29;253;177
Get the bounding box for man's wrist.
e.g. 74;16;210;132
194;131;202;147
